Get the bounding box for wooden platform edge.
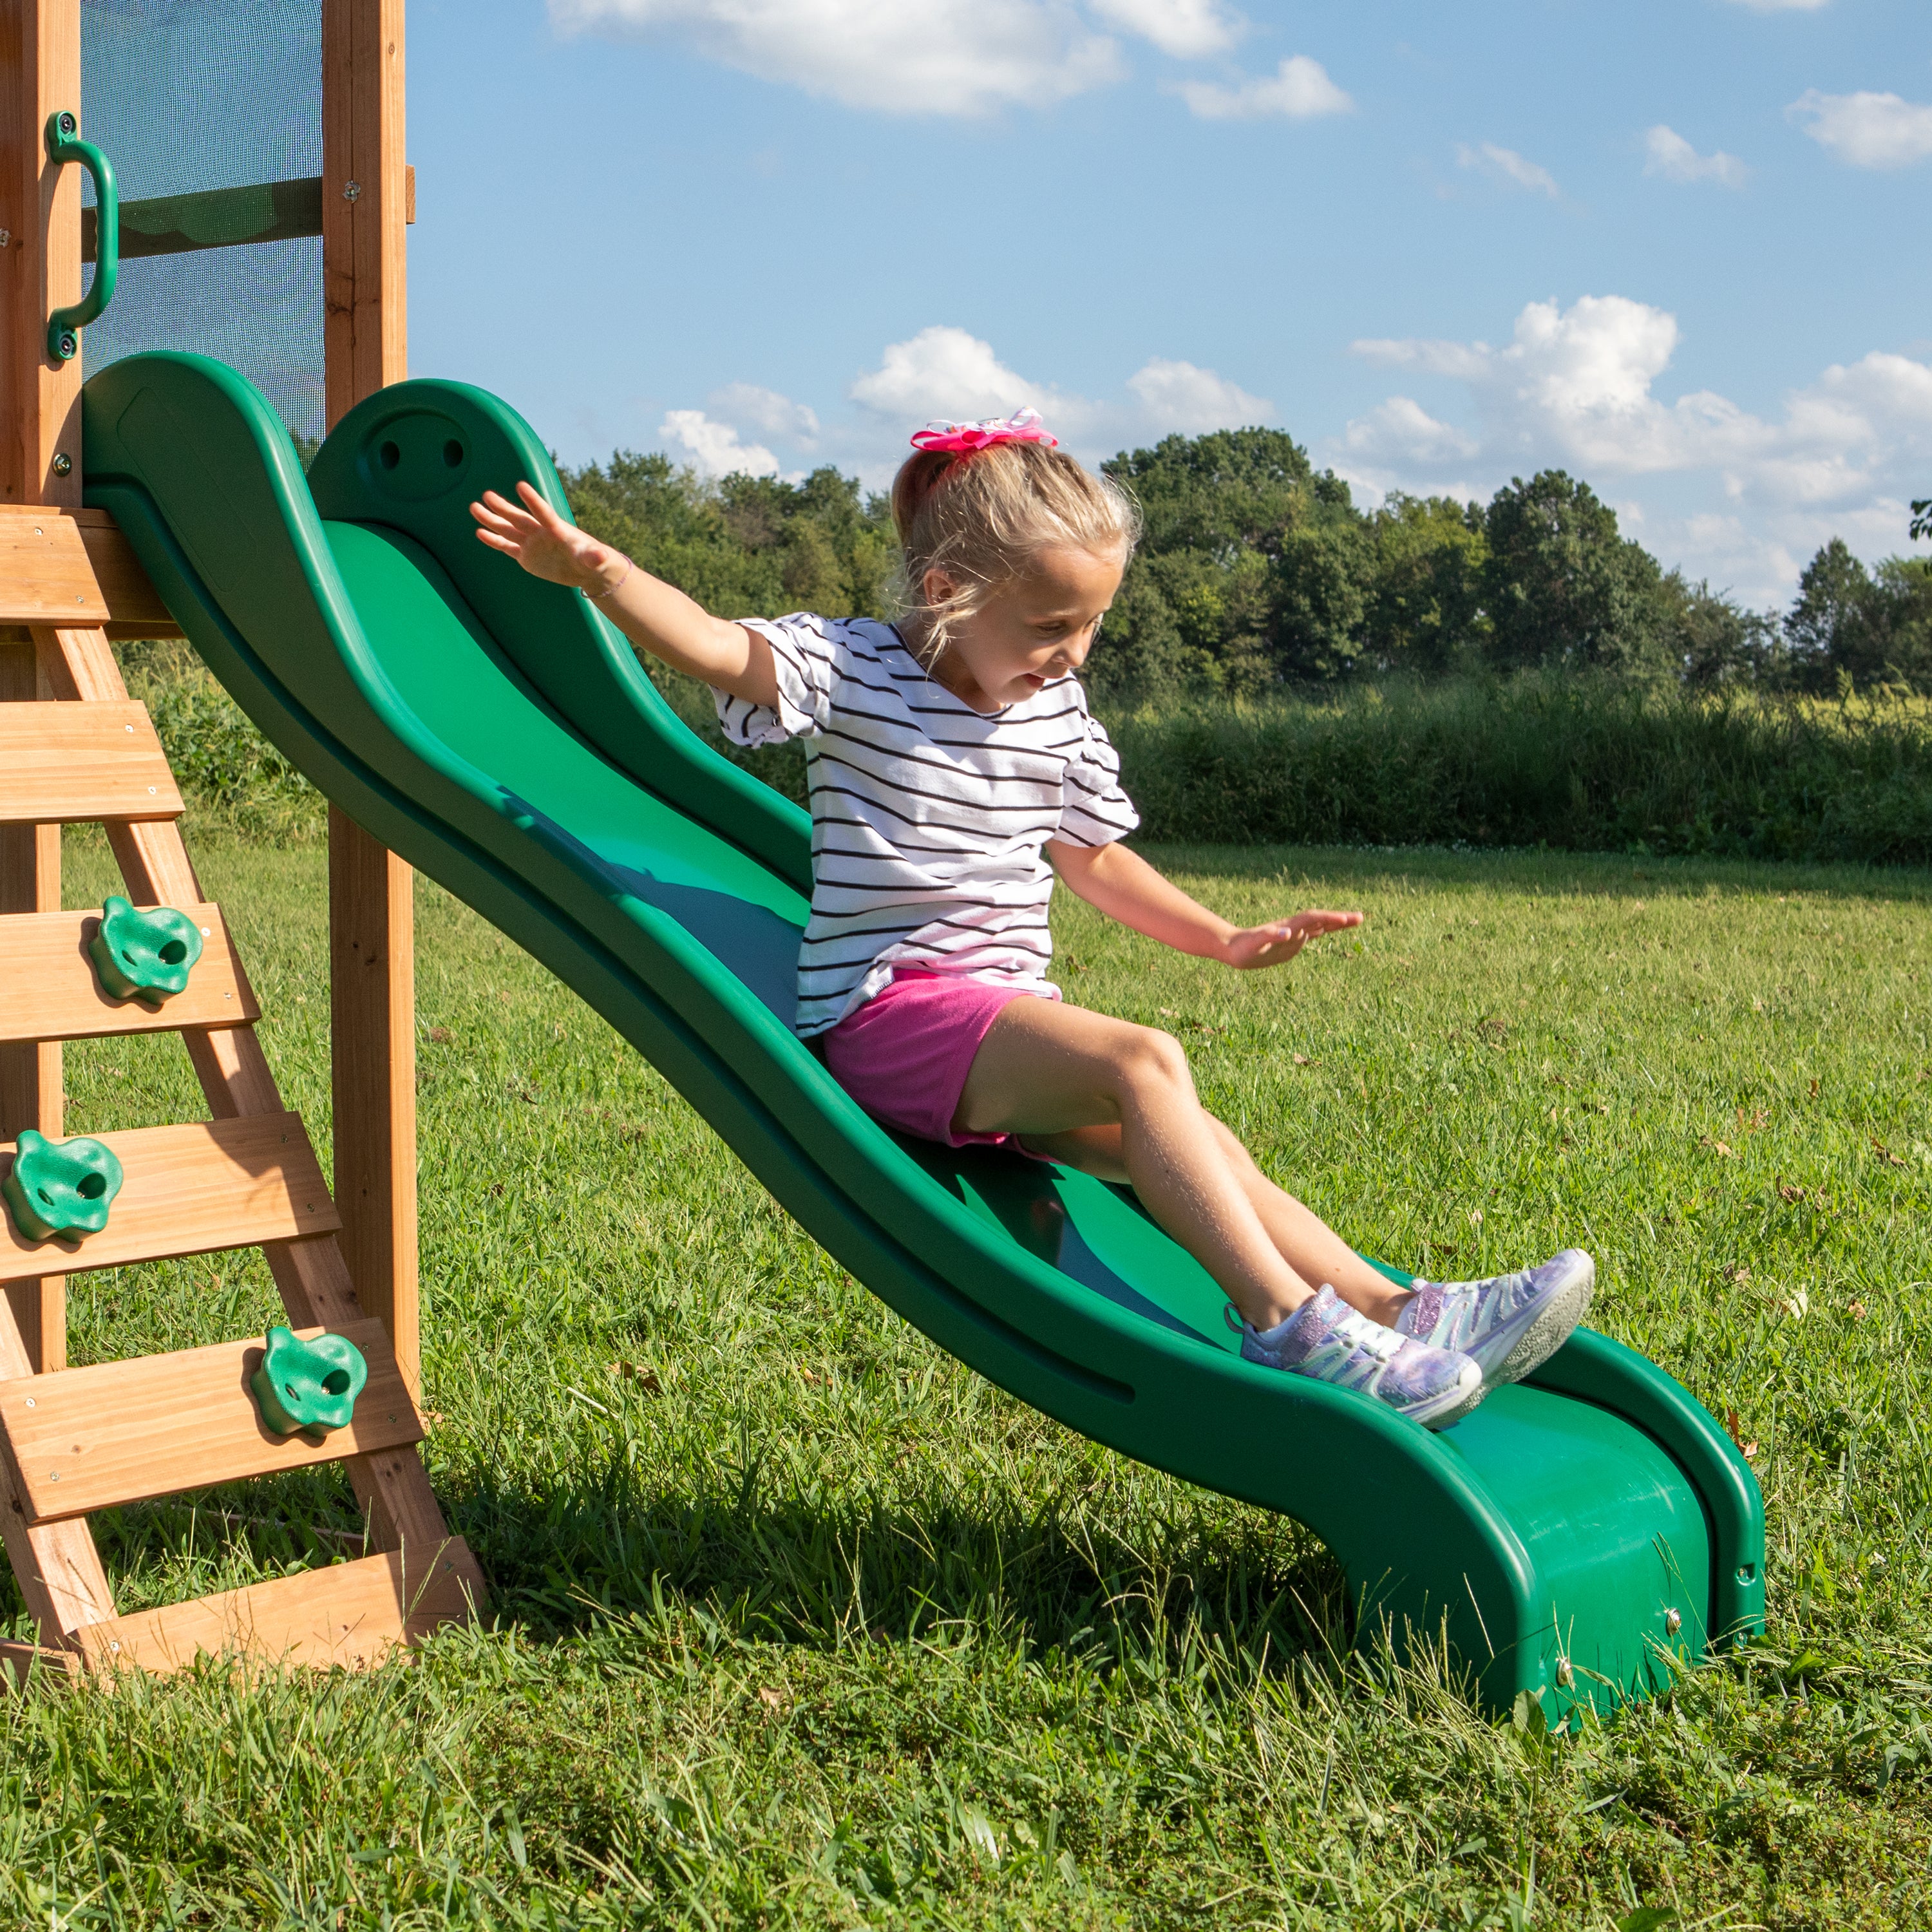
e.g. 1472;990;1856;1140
1;1638;80;1690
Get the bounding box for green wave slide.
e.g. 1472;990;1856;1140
82;352;1763;1715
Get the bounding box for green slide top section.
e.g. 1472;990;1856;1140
82;352;1763;1714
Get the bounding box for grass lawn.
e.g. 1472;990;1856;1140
4;829;1930;1929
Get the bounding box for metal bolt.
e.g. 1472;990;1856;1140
51;452;71;476
1554;1656;1573;1688
57;112;77;138
343;179;362;202
1665;1608;1682;1635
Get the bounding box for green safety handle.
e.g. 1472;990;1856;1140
45;110;117;362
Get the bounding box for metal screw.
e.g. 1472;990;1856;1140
147;786;156;795
1554;1656;1574;1688
0;230;10;248
1665;1608;1682;1635
51;452;71;476
24;1397;35;1408
201;925;211;934
126;724;133;732
48;1471;58;1481
109;1640;120;1653
343;179;362;202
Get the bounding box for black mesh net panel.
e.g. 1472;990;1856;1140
80;0;325;450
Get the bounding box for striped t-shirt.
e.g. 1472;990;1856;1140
715;614;1140;1037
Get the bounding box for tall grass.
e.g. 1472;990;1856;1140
1108;674;1932;865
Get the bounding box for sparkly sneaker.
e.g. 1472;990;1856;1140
1394;1249;1595;1388
1242;1285;1484;1430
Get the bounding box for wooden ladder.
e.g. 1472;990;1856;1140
0;614;484;1683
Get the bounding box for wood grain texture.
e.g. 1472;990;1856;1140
0;1317;422;1524
0;0;83;508
322;0;408;424
0;641;64;1372
0;1113;340;1285
0;507;178;630
73;1535;485;1674
0;1638;79;1689
0;699;182;822
330;808;419;1397
0;902;257;1043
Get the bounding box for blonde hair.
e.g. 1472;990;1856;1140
890;440;1141;664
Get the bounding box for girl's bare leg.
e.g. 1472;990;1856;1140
956;1001;1405;1329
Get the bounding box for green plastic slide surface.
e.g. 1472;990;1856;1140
82;353;1765;1713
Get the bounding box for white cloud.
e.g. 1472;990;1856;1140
1125;357;1271;431
842;325;1267;464
550;0;1122;117
1088;0;1240;58
1175;55;1352;122
658;408;781;477
1455;142;1559;198
1788;90;1932;169
1643;124;1748;187
1339;294;1932;603
848;326;1043;422
710;381;820;444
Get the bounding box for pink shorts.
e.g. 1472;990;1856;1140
821;970;1057;1149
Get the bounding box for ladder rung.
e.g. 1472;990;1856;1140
0;904;258;1044
71;1537;484;1674
0;506;178;632
0;701;182;824
0;1318;421;1524
1;1640;79;1689
0;1113;338;1285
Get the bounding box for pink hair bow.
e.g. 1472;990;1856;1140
910;406;1059;454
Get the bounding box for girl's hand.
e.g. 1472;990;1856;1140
1222;910;1363;971
470;481;627;596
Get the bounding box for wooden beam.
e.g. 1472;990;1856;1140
0;902;257;1045
0;699;182;823
0;643;64;1376
73;1536;484;1674
0;507;182;633
0;0;83;509
322;0;407;424
328;808;419;1396
323;0;418;1402
0;1317;422;1524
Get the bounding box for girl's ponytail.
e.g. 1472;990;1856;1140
890;449;957;549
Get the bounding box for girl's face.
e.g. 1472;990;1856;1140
923;545;1125;712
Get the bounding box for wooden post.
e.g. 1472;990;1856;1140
0;0;82;509
0;0;81;1372
321;0;418;1396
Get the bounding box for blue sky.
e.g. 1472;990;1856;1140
406;0;1932;605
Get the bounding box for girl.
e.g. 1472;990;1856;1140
471;410;1592;1429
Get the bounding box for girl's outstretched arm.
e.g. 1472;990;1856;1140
1046;838;1361;969
469;481;778;710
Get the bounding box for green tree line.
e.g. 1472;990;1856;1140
561;431;1932;701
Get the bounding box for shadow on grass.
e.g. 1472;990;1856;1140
438;1467;1357;1669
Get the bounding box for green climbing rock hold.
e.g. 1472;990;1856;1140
1;1129;124;1243
250;1325;369;1438
88;895;204;1005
